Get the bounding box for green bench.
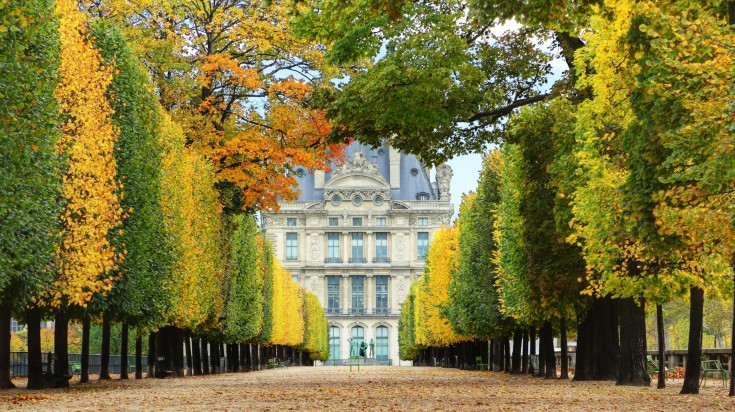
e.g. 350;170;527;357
69;361;82;375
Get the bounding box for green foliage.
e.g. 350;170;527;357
398;284;420;360
296;0;553;165
0;0;61;312
89;20;175;330
300;292;329;361
257;237;275;344
508;105;585;320
222;214;264;343
448;153;512;339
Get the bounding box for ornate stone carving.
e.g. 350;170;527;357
431;214;451;226
307;202;325;210
333;151;380;177
395;233;406;260
436;163;453;201
324;188;391;203
310;234;320;260
310;279;318;291
265;216;286;227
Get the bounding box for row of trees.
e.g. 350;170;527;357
1;0;332;390
383;0;735;396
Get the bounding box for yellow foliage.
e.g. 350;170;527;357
52;0;123;307
414;226;472;347
159;112;224;331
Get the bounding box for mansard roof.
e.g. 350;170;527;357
292;141;439;202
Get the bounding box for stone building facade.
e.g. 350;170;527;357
263;143;453;365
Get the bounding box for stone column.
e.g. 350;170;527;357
366;231;373;263
366;274;374;314
342;231;349;262
341;274;350;315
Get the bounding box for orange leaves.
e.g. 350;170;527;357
51;0;123;308
198;54;262;92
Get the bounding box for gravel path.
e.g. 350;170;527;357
2;366;735;411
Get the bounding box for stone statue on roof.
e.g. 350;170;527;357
436;163;452;201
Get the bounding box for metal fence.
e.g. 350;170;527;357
9;352;148;377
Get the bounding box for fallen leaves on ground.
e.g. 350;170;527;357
2;367;735;411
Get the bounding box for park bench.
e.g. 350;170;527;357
266;358;282;369
701;357;727;387
475;356;488;371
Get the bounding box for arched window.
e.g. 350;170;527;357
376;326;389;360
329;326;340;360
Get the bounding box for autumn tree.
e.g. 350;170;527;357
86;19;177;380
98;0;347;212
414;227;471;349
0;0;60;390
621;0;735;394
48;0;124;387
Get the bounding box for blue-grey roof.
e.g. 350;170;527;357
292;142;436;202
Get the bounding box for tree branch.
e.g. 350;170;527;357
467;93;550;123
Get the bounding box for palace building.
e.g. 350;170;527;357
262;142;453;365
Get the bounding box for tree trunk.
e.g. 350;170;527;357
0;304;14;389
185;332;193;376
536;328;545;377
560;317;568;379
135;335;143;379
172;328;184;377
521;329;529;374
53;311;69;387
120;322;129;379
730;257;735;396
201;338;209;375
616;297;650;386
656;304;666;389
211;340;220;374
574;297;618;381
503;338;511;373
26;308;43;390
529;327;537;375
491;339;502;372
81;316;90;383
192;337;202;376
511;330;522;374
99;315;111;380
240;343;247;372
147;332;156;378
681;286;704;394
541;321;556;379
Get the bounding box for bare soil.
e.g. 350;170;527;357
2;366;734;411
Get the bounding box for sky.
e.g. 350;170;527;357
445;152;484;221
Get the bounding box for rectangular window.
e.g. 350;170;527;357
351;276;364;312
329;326;340;360
375;276;388;312
376;217;386;227
286;232;298;260
376;326;389;360
351;232;364;259
287;217;297;227
417;232;429;260
375;232;388;258
327;276;340;312
291;274;299;282
328;217;339;227
327;233;340;258
352;217;363;227
418;217;429;226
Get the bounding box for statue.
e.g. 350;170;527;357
359;341;367;358
348;338;358;357
369;339;375;358
435;163;453;201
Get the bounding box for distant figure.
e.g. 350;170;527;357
359;341;367;358
369;339;375;358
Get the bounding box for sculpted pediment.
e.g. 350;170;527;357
324;151;391;202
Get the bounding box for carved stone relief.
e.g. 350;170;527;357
395;233;406;260
310;234;320;260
